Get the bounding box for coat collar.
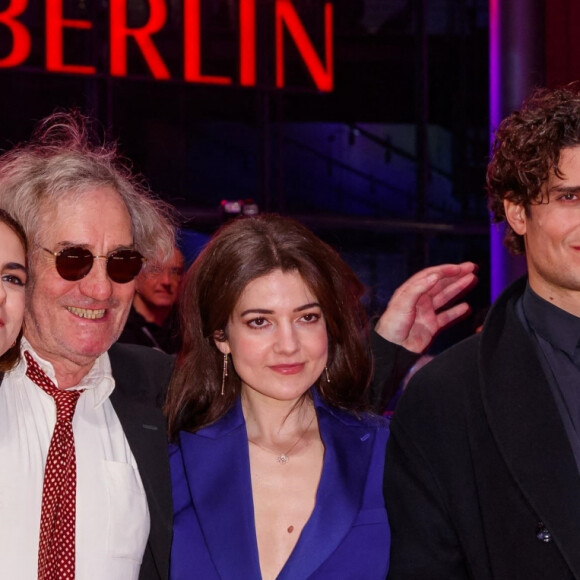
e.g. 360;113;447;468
177;390;378;579
480;277;580;573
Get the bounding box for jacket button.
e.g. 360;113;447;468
536;522;552;543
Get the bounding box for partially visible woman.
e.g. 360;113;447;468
0;209;27;371
165;214;389;579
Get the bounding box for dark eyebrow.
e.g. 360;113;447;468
295;302;321;312
548;185;580;195
5;262;27;273
240;308;273;317
53;241;88;250
240;302;321;317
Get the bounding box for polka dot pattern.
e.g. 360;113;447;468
24;351;83;580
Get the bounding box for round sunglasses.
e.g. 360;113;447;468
42;246;145;284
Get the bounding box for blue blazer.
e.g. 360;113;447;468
169;390;390;579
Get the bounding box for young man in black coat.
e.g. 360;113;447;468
0;111;175;580
385;86;580;579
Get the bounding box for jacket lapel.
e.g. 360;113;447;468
179;402;262;579
481;279;580;576
109;348;172;580
278;396;376;580
179;394;377;580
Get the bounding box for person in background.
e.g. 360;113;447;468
0;111;175;580
385;85;580;578
0;209;27;371
118;245;185;353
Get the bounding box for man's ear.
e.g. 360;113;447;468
213;330;230;355
504;199;527;235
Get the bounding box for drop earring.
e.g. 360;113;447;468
221;353;228;396
325;367;331;383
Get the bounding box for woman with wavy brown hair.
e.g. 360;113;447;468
165;214;390;579
0;209;27;372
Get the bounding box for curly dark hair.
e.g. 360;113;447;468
165;214;371;438
487;85;580;254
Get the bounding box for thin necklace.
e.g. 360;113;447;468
248;415;315;464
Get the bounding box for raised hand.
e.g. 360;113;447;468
374;262;478;353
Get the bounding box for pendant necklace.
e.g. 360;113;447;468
249;415;315;464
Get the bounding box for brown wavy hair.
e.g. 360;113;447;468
0;209;27;372
165;214;371;437
487;85;580;254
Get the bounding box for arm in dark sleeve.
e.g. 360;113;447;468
367;330;420;414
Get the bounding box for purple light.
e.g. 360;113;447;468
489;0;506;302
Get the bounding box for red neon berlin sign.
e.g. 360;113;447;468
0;0;334;91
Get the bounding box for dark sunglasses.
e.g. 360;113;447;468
42;246;145;284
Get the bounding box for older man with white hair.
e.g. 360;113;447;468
0;111;175;580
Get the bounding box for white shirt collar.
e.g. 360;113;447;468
16;337;115;407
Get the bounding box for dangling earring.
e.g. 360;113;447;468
221;353;228;396
325;367;331;383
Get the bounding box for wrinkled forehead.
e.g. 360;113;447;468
148;246;184;269
172;248;185;268
36;186;134;243
39;184;126;213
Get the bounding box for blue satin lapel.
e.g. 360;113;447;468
277;406;376;580
177;397;378;580
179;405;262;580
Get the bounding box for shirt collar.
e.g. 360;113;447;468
522;282;580;358
16;337;115;407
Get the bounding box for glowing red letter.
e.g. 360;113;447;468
275;0;333;91
239;0;256;86
110;0;170;79
46;0;94;74
0;0;30;68
183;0;231;84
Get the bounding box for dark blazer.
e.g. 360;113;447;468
99;343;173;580
384;277;580;579
170;390;390;579
367;331;420;414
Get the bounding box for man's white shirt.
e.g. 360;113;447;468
0;338;150;579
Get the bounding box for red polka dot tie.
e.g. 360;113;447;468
24;350;83;580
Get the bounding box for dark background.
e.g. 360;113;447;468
0;0;494;352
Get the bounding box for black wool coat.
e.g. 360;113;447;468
384;277;580;580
